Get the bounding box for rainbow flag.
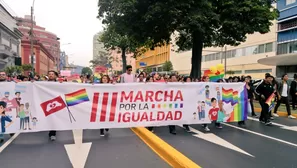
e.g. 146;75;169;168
266;93;275;112
65;89;90;106
222;88;239;106
223;87;248;122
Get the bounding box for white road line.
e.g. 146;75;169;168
247;116;284;127
222;123;297;148
0;133;20;153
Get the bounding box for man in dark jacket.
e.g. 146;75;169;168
255;74;275;125
274;74;296;119
290;74;297;110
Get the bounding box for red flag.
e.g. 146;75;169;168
40;96;67;116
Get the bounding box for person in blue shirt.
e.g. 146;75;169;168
0;101;14;143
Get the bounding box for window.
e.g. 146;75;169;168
245;69;272;74
265;43;273;52
286;0;296;5
233;70;242;74
258;44;265;54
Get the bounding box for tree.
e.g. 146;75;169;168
21;64;33;72
90;51;111;68
98;25;135;73
162;61;173;72
98;0;278;78
145;67;153;74
81;67;93;75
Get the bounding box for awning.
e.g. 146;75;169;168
258;53;297;66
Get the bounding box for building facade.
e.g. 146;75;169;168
15;15;60;69
21;40;55;75
135;44;170;72
59;51;69;70
93;32;108;64
109;49;135;73
0;3;22;70
171;21;277;79
258;0;297;77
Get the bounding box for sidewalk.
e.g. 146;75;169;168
253;101;297;118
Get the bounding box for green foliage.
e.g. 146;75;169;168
81;67;93;75
226;70;235;75
162;61;173;72
98;0;278;78
21;64;33;71
90;51;111;69
4;66;24;76
145;67;153;74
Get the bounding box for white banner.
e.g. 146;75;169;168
0;82;248;133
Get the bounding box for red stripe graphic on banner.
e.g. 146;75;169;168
90;93;99;122
109;92;118;121
100;92;109;122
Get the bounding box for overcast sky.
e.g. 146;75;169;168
3;0;103;67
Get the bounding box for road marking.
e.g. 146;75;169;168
64;130;92;168
222;123;297;148
0;133;20;153
189;126;254;157
247;117;297;132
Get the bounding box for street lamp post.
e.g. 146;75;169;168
30;0;35;74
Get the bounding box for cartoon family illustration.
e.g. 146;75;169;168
194;85;232;122
0;91;38;134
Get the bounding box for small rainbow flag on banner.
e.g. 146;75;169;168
222;87;248;122
65;89;90;106
222;88;239;106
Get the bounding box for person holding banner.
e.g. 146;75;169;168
100;75;111;136
47;70;59;141
255;74;275;125
182;76;192;132
168;74;177;134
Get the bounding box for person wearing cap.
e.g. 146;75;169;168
255;74;275;125
273;74;296;119
290;74;297;110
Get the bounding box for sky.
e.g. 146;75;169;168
3;0;103;67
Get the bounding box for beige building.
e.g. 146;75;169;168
171;21;277;79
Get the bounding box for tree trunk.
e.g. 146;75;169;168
121;47;127;73
190;31;204;79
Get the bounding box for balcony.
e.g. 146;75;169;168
0;44;14;59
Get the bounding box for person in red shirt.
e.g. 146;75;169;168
208;98;223;128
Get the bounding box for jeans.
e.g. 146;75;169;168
20;118;25;130
274;96;291;115
292;95;296;109
260;100;270;122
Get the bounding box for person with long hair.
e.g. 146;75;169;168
100;75;111;136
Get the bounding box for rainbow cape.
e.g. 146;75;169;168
65;89;90;106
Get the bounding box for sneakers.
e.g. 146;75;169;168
100;133;105;137
50;136;56;141
0;139;4;143
265;121;272;126
184;126;191;132
272;113;279;117
203;125;210;132
288;115;296;119
216;125;223;129
170;130;176;135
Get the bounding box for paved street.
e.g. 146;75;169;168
0;117;296;168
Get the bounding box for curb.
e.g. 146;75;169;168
131;127;201;168
254;108;297;118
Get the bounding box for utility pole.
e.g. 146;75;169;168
224;46;227;76
30;4;34;74
220;47;223;64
